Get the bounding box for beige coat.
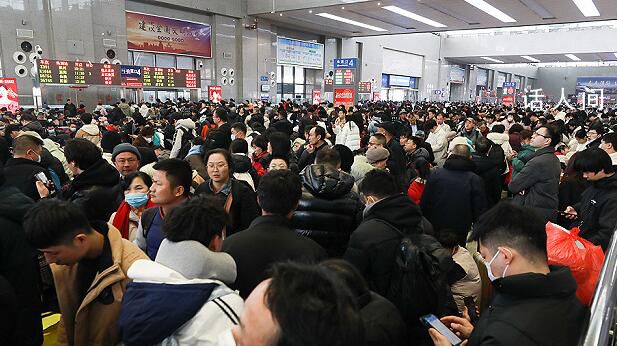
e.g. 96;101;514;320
52;224;148;346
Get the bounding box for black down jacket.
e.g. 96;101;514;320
291;164;363;256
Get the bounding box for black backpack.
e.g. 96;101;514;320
374;219;456;323
176;127;195;159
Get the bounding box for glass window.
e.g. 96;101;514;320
294;67;305;84
283;84;294;94
294;84;305;95
283;66;294;83
128;51;134;65
283;94;293;100
133;52;154;67
176;56;194;69
277;83;282;94
277;65;282;83
156;54;175;68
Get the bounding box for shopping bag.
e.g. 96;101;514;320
546;222;605;306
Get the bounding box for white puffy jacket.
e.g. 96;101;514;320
335;121;361;151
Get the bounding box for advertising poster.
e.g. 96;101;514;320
276;37;324;69
126;11;212;58
208;86;222;102
312;89;321;105
334;88;354;106
0;78;19;112
373;91;380;101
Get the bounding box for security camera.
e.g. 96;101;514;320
36;47;43;55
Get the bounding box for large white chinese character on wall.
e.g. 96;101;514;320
555;88;575;110
524;89;545;111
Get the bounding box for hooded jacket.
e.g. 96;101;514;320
76;124;102;147
119;240;243;346
0;187;42;346
170;119;196;159
66;158;122;222
487;132;514;159
3;157;51;201
468;266;585;346
292;164;363;256
574;173;617;251
421;156;487;245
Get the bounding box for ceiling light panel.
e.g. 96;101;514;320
481;56;504;63
521;55;541;62
565;54;581;61
382;5;447;28
315;13;388;32
571;0;600;17
464;0;517;23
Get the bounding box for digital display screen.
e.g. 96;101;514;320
38;59;200;89
358;82;371;93
334;68;355;86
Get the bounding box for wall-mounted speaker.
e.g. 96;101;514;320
229;77;235;86
100;58;111;64
15;65;28;77
29;52;41;63
228;69;235;77
106;49;116;59
221;77;228;85
221;68;228;76
13;51;27;64
20;41;32;52
112;59;122;65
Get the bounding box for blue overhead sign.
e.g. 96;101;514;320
503;81;517;88
334;58;358;69
260;75;269;82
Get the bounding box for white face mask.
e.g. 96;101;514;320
231;134;236;141
485;249;509;282
217;329;236;346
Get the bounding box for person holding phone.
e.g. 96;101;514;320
428;202;585;346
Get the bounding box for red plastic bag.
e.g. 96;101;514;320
546;222;605;306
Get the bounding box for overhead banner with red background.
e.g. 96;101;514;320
0;78;19;113
334;88;354;107
126;11;212;58
209;86;222;102
312;90;321;105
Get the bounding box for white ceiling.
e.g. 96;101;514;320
256;0;617;37
447;52;617;65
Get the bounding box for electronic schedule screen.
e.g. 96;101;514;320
38;59;200;89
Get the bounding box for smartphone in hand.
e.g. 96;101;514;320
420;314;463;346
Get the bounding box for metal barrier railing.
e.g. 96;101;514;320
581;233;617;345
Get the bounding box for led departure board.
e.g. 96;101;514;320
38;59;200;89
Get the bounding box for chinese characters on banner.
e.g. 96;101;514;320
0;78;19;112
524;89;545;111
312;90;321;105
126;11;212;58
578;88;604;109
524;87;606;111
501;82;516;106
208;86;222;103
334;88;354;107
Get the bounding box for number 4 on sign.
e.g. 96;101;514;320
555;88;575;110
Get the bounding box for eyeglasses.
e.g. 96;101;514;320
116;158;137;164
533;131;549;139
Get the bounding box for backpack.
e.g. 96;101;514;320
141;207;159;239
373;219;456;323
177;127;195;159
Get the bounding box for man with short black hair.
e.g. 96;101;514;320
508;125;561;222
134;159;192;259
564;147;617;250
430;202;585;346
119;196;243;345
376;121;406;186
223;170;326;298
23;199;147;346
64;138;122;222
230;262;364;346
211;108;232;150
230;122;247;140
298;125;327;171
600;132;617;165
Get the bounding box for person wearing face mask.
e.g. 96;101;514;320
429;202;585;346
109;172;156;241
3;131;56;200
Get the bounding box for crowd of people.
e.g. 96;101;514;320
1;95;616;345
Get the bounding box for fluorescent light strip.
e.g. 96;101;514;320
565;54;581;61
382;5;447;28
521;55;541;62
572;0;600;17
481;56;504;63
315;13;387;32
464;0;517;23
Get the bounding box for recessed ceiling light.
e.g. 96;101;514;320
565;54;581;61
571;0;600;17
279;13;283;16
464;0;517;22
481;56;504;63
316;13;388;31
521;55;541;62
309;10;312;13
377;2;381;5
382;5;447;27
341;6;345;9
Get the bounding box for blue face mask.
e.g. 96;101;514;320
125;192;149;208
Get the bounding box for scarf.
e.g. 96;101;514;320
112;200;157;239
